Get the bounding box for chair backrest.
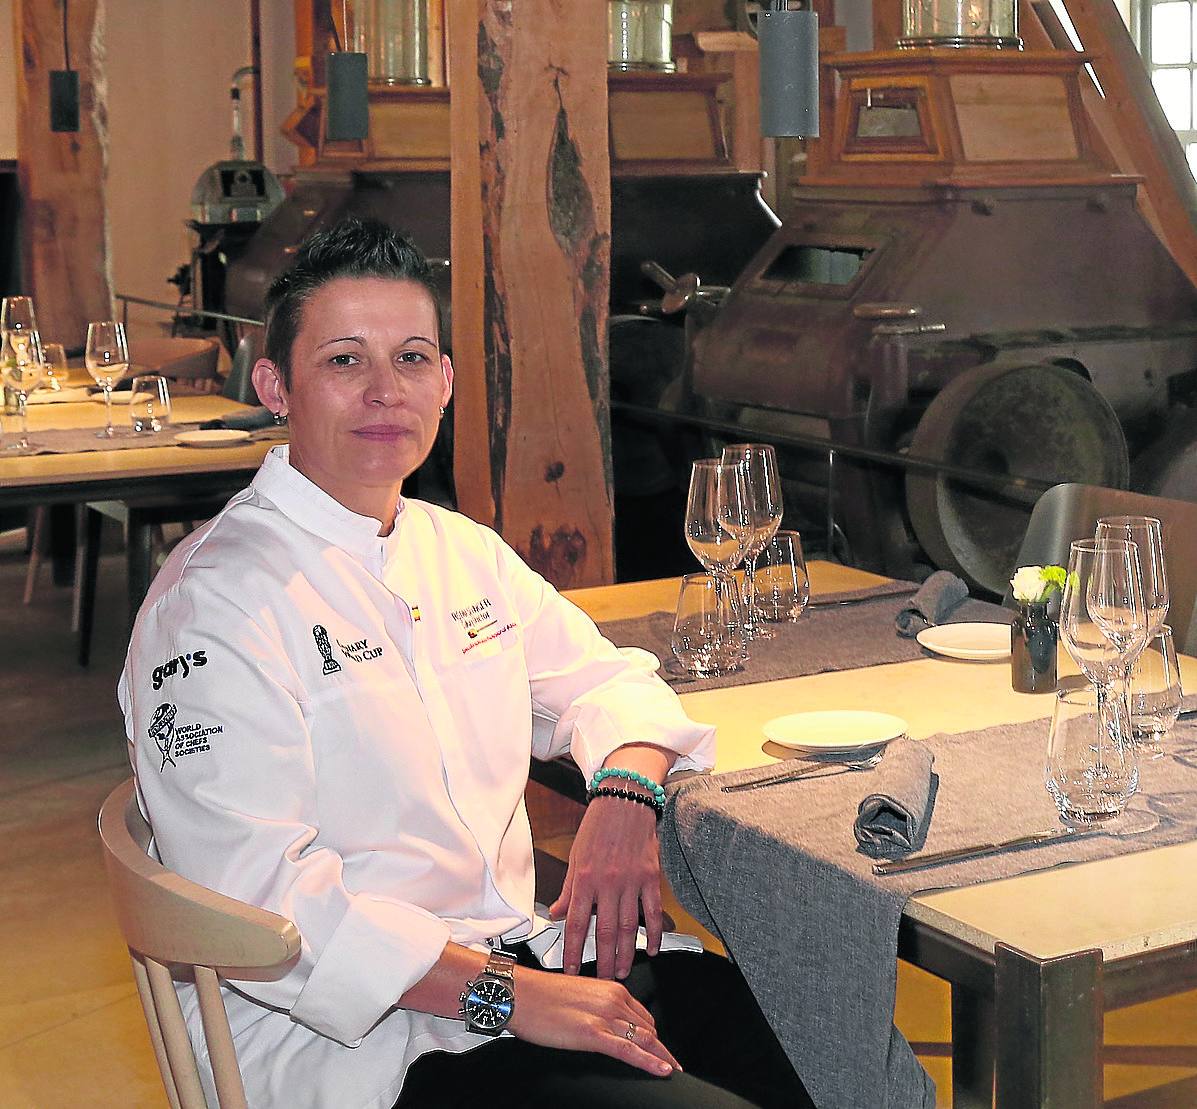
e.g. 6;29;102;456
98;779;301;1109
1005;483;1197;654
221;331;262;405
131;337;221;382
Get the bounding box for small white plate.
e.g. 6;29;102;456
916;622;1011;661
762;710;908;753
175;429;251;448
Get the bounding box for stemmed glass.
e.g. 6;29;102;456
721;443;783;639
85;321;129;438
1060;537;1148;796
684;459;752;669
1095;516;1168;636
1;329;45;452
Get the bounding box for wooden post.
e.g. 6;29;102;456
449;1;615;589
873;0;904;49
16;0;112;348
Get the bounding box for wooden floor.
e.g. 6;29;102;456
2;529;1195;1107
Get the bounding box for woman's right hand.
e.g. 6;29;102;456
508;967;681;1078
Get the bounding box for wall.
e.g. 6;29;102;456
105;0;295;330
0;0;16;158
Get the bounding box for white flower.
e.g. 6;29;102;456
1011;566;1047;603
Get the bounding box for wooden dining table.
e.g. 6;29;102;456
562;563;1197;1109
1;388;279;612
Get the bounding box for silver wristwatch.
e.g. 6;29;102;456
459;949;517;1036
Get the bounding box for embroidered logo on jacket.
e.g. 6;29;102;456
337;637;383;663
147;703;224;772
451;595;516;656
151;650;208;690
312;625;342;675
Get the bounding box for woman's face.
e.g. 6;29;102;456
256;275;453;521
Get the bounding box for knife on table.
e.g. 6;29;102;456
872;826;1088;876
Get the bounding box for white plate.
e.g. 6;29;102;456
28;387;93;404
762;710;908;753
175;429;251;448
916;622;1011;661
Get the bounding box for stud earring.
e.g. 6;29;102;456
439;406;446;417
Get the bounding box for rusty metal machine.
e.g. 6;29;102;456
648;45;1197;594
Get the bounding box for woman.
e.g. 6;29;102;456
119;219;811;1108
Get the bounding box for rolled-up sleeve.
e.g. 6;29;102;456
119;579;450;1047
485;536;715;783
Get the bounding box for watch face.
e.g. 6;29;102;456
464;978;514;1030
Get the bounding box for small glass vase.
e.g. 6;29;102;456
1012;601;1057;693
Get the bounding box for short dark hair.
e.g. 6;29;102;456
263;217;442;386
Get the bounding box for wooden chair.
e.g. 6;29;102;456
130;336;221;389
1004;483;1197;654
98;779;301;1109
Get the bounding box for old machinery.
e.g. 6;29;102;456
658;47;1197;593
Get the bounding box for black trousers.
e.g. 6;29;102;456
395;948;815;1108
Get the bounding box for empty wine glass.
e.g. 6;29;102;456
1095;516;1168;637
1060;538;1147;689
721;443;783;639
1129;625;1183;761
685;459;752;575
1046;684;1138;829
1;329;45;452
85;320;129;438
1;296;39;358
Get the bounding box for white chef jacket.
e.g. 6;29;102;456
117;446;715;1109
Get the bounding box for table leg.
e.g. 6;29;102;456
951;982;995;1109
50;503;77;587
994;943;1103;1109
76;507;103;667
126;509;154;630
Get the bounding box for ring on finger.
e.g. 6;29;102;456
625;1021;636;1042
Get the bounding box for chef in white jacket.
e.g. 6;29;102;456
119;219;813;1109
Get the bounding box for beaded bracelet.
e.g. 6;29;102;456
588;785;662;819
589;767;666;808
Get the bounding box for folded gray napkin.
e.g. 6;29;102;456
894;570;969;637
201;406;279;431
853;738;936;857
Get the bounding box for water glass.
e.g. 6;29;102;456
671;572;747;677
754;530;809;622
1046;684;1138;829
1129;625;1183;761
129;375;172;434
40;342;67;391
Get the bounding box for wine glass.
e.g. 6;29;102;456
721;443;784;639
40;342;67;391
1;296;39;359
1061;538;1148;683
1;329;45;452
85;321;129;438
1129;625;1183;761
1095;516;1168;637
685;459;752;653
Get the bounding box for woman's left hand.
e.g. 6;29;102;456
549;793;663;981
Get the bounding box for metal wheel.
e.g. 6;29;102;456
906;363;1129;594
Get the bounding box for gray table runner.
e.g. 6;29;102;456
600;582;1012;693
661;703;1197;1109
18;424;287;455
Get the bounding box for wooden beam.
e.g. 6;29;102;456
449;1;615;589
16;0;112;349
873;0;904;50
1060;0;1197;286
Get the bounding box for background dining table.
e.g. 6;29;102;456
562;563;1197;1109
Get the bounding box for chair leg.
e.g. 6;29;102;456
71;504;86;632
22;506;47;605
77;507;103;668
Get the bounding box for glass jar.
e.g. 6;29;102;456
351;0;430;86
898;0;1021;49
608;2;676;73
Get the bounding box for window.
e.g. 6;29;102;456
1141;0;1197;176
